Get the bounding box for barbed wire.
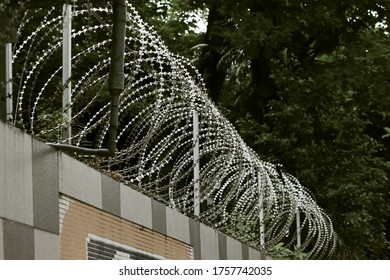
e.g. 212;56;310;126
10;1;348;259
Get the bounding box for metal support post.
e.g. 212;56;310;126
5;43;12;121
0;5;13;122
193;109;200;216
62;3;72;143
296;208;301;248
0;44;7;121
258;171;265;249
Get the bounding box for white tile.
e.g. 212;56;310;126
0;123;34;225
249;247;261;260
59;153;102;208
34;229;60;260
120;184;152;228
200;224;219;260
227;236;242;259
166;207;190;244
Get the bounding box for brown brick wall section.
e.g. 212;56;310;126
60;195;192;260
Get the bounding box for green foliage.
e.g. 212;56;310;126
383;127;390;139
131;0;205;58
228;213;259;245
34;109;63;142
269;242;307;260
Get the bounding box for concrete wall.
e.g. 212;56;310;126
0;121;60;259
0;121;262;260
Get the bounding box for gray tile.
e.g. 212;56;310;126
102;174;121;216
218;232;227;260
3;219;34;260
242;244;249;260
0;218;4;259
152;200;167;235
189;218;201;260
32;138;59;234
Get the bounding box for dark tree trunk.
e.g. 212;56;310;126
247;47;277;123
197;3;227;104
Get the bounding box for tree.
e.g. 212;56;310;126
142;0;390;259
